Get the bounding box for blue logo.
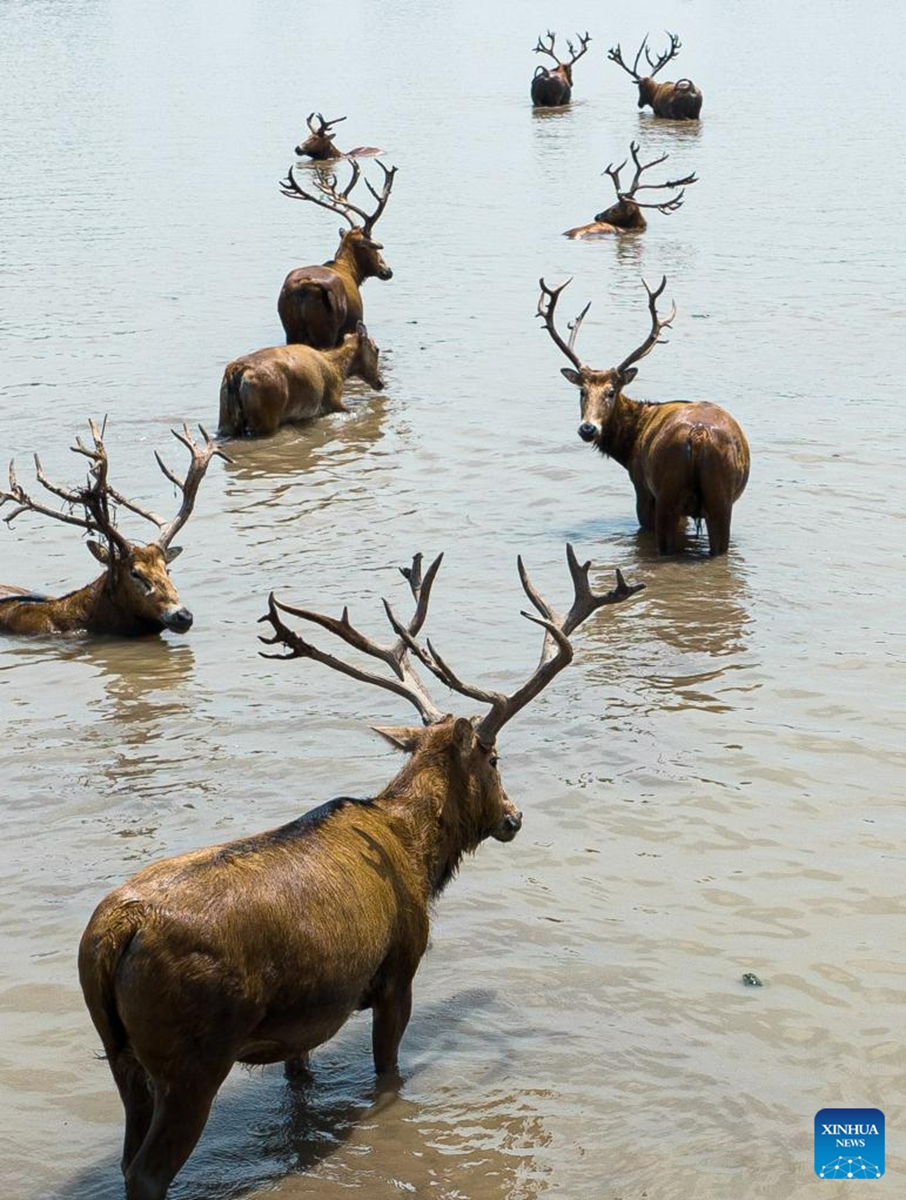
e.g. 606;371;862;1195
815;1109;884;1178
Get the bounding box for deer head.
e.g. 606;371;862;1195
345;321;385;391
593;141;697;229
537;276;676;444
295;112;347;160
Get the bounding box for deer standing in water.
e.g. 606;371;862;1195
538;277;749;556
219;321;385;438
608;33;703;119
530;30;591;106
0;421;226;636
79;547;643;1200
278;159;395;349
564;141;697;239
294;112;382;161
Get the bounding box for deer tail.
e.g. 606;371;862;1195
219;362;248;436
78;900;146;1060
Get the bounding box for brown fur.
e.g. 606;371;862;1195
79;717;521;1200
531;63;574;106
565;365;749;555
278;228;392;350
0;542;191;636
637;76;702;119
218;325;384;438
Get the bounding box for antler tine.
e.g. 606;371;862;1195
361;161;397;235
258;594;445;726
321;113;346;132
152;425;229;549
634;36;649;78
306;112;318;134
537;277;589;372
617;276;677;376
280;162;368;229
533;30;559;61
604;156;628;197
1;455;96;532
623;140;669;197
473;546;643;746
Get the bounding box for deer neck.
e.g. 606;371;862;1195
598;392;654;469
324;337;359;381
331;238;366;285
376;757;475;899
620;205;647;230
70;570;162;636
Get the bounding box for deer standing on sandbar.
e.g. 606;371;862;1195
79;547;643;1199
538;277;749;556
608;33;703;119
564;140;697;239
219;321;385;438
530;30;591;107
294;112;382;161
278;159;395;349
0;421;226;636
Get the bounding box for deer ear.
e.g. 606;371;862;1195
85;539;110;564
356;320;367;336
561;367;582;387
338;226;347;240
620;367;638;384
372;725;422;753
451;716;475;756
164;545;183;563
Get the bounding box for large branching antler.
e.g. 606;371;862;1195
605;141;698;213
537;277;590;372
0;419;228;556
258;548;643;745
565;31;592;66
259;553;448;725
644;31;682;77
280;158;396;235
533;30;561;62
307;111;346;138
617;276;677;375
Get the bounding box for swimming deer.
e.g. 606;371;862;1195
219;322;385;438
530;30;591;107
608;32;703;119
0;421;226;636
278;159;395;349
564;141;697;239
79;547;643;1199
538;277;749;556
294;112;382;161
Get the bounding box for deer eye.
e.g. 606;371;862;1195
130;569;153;592
489;755;500;769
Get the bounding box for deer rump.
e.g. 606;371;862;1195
219;344;341;437
277;267;349;350
79;796;428;1075
531;67;570;106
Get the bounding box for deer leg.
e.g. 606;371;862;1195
111;1052;155;1175
284;1052;313;1082
703;506;732;557
633;484;656;531
655;502;686;555
123;1069;229;1200
371;979;413;1076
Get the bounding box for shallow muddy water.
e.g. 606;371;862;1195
2;1;906;1198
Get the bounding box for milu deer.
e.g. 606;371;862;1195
79;547;643;1200
564;141;697;239
608;33;703;119
278;159;395;349
538;277;749;556
294;112;382;162
530;30;591;107
219;322;385;438
0;420;226;636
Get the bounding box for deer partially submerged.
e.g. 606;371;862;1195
79;548;643;1199
294;112;382;162
0;421;226;636
564;141;697;239
538;277;749;556
531;30;591;107
278;159;395;349
219;321;385;438
608;32;703;119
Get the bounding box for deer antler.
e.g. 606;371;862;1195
259;553;448;726
280;158;396;235
259;549;643;744
607;39;647;81
537;277;590;372
307;111;346;137
565;31;592;65
616;276;677;375
645;31;682;77
533;30;560;62
605;141;698;213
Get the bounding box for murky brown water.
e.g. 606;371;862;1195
2;2;906;1197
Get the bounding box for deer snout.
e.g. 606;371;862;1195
578;422;598;443
493;810;523;842
377;265;393;281
162;606;193;633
